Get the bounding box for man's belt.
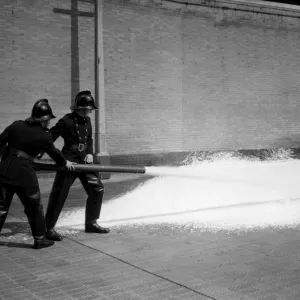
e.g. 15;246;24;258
11;149;35;161
69;143;88;152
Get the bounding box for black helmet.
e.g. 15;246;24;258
70;91;98;110
26;99;56;123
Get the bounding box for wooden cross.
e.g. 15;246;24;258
53;0;94;102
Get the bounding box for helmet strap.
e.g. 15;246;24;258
40;120;50;129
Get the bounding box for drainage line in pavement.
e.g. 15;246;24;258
65;236;219;300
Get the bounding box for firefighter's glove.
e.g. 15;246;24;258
84;154;93;164
66;160;76;171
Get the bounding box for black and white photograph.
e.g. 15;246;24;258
1;0;300;299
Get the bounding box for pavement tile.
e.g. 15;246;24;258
74;295;104;300
1;288;37;300
40;296;73;300
65;288;97;299
0;279;19;289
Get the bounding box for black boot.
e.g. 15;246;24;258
85;222;110;234
33;237;55;249
45;229;63;241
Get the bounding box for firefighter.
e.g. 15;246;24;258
0;99;75;249
43;90;110;242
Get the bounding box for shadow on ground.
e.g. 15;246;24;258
43;175;153;209
103;176;153;201
0;222;33;248
0;241;33;249
1;222;31;236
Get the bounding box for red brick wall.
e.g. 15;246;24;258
1;0;300;156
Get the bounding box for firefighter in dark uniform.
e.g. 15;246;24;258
0;99;75;249
44;91;110;242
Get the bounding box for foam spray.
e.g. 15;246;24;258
57;150;300;232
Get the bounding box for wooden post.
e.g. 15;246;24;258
94;0;110;179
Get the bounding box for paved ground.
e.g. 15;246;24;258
1;173;300;300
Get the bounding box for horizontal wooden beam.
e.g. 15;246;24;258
53;7;94;17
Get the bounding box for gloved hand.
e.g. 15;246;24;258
84;154;93;164
65;160;76;171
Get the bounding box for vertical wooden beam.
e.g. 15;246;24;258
94;0;110;178
71;0;80;105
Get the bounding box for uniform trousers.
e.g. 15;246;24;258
45;171;104;230
0;183;45;237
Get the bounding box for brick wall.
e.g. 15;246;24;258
1;0;300;158
104;1;183;153
180;0;300;150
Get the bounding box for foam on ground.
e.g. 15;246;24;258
57;152;300;231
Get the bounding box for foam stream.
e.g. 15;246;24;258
57;155;300;231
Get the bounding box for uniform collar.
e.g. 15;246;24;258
72;111;87;123
25;120;45;129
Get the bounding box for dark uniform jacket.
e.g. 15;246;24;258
0;120;67;188
50;111;93;164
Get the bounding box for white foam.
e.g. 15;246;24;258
57;157;300;231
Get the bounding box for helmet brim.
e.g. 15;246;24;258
70;105;98;110
25;114;56;122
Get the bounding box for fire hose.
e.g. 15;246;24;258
34;161;146;174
